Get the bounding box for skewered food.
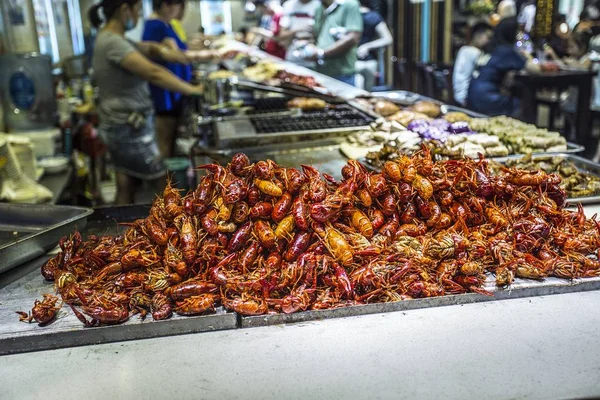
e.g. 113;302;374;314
20;151;600;324
287;97;327;111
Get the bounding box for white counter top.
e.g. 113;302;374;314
1;290;600;400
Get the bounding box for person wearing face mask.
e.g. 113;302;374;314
89;0;204;204
143;0;216;158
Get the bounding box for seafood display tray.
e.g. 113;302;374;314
0;204;93;275
3;254;600;355
0;255;238;356
3;204;600;355
241;275;600;328
493;153;600;205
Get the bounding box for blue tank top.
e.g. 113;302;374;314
142;19;192;112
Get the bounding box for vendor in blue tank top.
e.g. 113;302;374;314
142;0;196;158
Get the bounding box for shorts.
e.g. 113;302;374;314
155;98;186;118
98;117;166;180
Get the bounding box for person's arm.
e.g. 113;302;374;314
357;21;393;59
323;31;362;58
136;41;189;63
543;45;567;68
161;37;179;50
250;26;275;39
520;50;541;73
525;60;541;73
120;51;201;96
276;13;298;44
136;41;216;64
277;25;313;45
308;3;363;61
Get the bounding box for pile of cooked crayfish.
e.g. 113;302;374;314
19;149;600;326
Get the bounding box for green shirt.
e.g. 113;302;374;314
314;0;363;78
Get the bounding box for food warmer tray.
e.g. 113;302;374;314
210;104;375;149
0;204;237;356
370;91;488;118
0;204;93;275
491;153;600;205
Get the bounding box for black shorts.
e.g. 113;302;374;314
155;98;186;118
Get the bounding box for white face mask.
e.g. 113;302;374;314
123;6;137;31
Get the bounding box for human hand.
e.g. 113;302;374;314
189;84;204;97
300;44;320;61
518;49;534;60
357;45;369;59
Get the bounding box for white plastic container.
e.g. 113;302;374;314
15;128;60;158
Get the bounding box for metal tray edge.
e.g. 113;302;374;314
0;311;238;356
240;277;600;328
0;205;93;274
0;205;93;251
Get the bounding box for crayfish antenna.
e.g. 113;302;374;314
451;215;469;236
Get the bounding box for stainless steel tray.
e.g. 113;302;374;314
0;254;237;356
241;274;600;328
492;153;600;204
370;90;421;106
0;204;93;275
489;142;585;158
370;91;487;118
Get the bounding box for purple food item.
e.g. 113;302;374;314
408;118;477;143
449;121;470;134
407;119;430;131
430;118;451;128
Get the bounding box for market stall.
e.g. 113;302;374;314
2;42;600;400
